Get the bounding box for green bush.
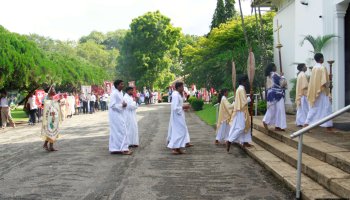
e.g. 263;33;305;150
162;95;168;103
211;95;218;106
257;100;267;115
289;78;297;102
188;96;197;104
190;98;204;111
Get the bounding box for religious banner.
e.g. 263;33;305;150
92;85;104;96
41;100;61;142
104;81;112;94
81;85;92;96
128;81;135;87
35;90;45;108
128;81;137;98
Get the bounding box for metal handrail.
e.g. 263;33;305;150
290;104;350;200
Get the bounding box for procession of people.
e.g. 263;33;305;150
0;52;335;156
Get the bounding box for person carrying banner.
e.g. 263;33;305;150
42;87;61;152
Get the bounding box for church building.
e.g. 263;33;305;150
253;0;349;111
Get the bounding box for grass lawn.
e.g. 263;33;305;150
195;104;216;126
11;108;29;122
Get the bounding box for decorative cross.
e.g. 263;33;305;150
274;20;283;47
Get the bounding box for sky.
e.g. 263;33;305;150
0;0;253;41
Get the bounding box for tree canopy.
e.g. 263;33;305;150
211;0;237;30
0;26;107;92
182;12;275;92
117;11;182;90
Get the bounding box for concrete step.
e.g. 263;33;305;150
253;122;350;174
245;142;339;200
252;129;350;198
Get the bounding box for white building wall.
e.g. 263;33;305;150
273;1;295;110
274;0;349;111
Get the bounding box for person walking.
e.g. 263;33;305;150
1;91;15;129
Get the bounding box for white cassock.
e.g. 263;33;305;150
123;93;139;146
167;91;189;149
227;85;252;144
295;71;309;126
216;96;234;143
109;89;129;152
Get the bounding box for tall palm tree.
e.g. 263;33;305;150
300;34;338;53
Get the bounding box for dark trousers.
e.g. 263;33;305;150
89;101;95;113
101;101;107;111
83;101;88;114
29;109;37;123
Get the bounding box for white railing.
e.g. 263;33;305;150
290;104;350;200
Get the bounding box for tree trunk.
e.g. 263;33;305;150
238;0;249;48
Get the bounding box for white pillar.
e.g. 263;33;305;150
333;2;348;110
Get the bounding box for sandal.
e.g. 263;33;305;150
122;151;133;155
185;143;194;148
43;145;50;152
49;148;58;152
226;141;231;152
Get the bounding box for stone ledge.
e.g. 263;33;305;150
245;142;339;200
253;130;350;198
253;122;350;174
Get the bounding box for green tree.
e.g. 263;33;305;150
118;11;181;90
79;31;106;45
211;0;226;30
103;30;128;50
182;12;275;91
224;0;236;20
0;26;107;93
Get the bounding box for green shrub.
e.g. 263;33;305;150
289;78;297;102
211;95;218;106
190;98;204;111
188;96;197;104
257;100;267;115
162;95;168;103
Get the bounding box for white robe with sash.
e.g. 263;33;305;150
123;94;139;146
227;85;252;144
109;89;129;152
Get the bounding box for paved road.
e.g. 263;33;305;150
0;104;293;200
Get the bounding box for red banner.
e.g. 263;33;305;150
128;81;137;98
35;90;45;108
104;81;112;94
92;85;104;96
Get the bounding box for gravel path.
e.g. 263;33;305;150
0;104;293;200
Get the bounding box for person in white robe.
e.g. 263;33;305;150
226;75;252;152
263;63;287;131
215;88;234;144
167;82;191;154
304;53;333;130
124;87;139;147
109;80;132;155
295;63;309;127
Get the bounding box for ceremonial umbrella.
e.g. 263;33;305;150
232;60;236;93
247;49;255;133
